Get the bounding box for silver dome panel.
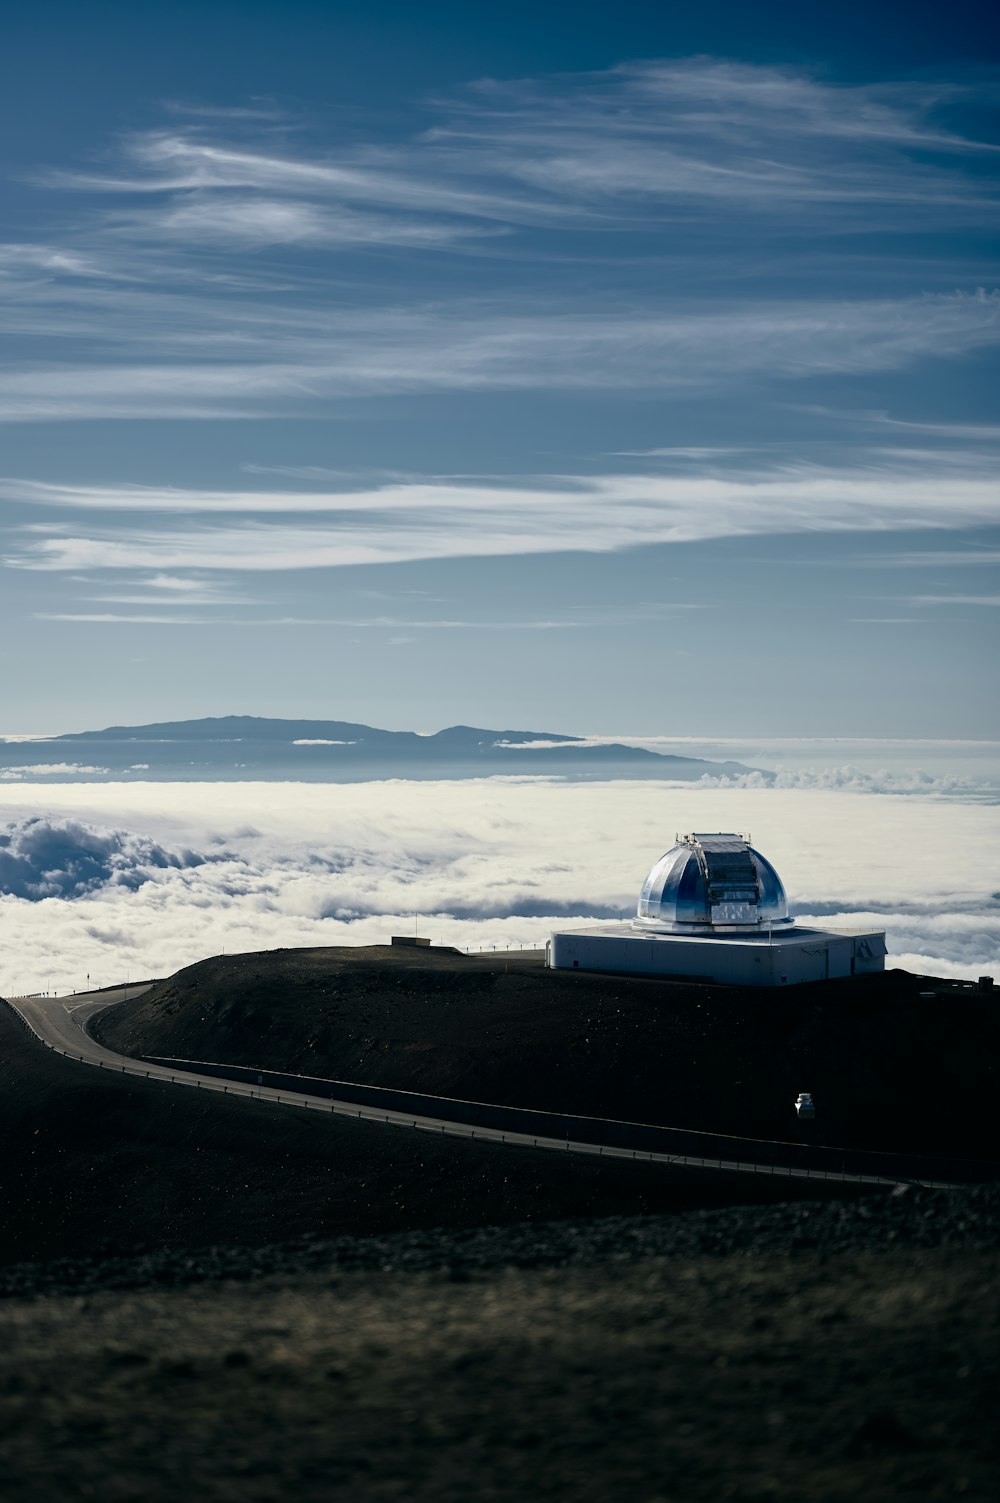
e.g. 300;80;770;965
635;831;790;932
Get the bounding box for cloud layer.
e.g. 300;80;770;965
0;763;110;779
0;58;996;421
37;60;1000;241
1;779;996;995
0;815;203;900
6;456;998;576
1;293;998;423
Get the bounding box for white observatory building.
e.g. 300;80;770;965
547;832;885;987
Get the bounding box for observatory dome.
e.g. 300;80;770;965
635;832;790;933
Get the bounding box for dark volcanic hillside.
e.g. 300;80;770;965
95;947;1000;1157
4;1000;829;1267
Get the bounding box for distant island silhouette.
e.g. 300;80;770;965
2;715;768;783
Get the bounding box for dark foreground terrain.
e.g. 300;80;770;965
1;1185;997;1502
5;968;999;1500
97;945;1000;1155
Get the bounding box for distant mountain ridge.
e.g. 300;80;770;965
61;716;583;750
3;715;767;782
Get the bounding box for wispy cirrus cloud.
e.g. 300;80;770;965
861;413;1000;443
45;60;1000;230
128;196;495;248
32;599;704;628
904;594;1000;607
0;57;995;425
161;100;290;123
423;59;1000;237
40;129;551;241
0;291;997;421
5;458;998;574
0;243;112;279
867;547;1000;568
32;613;586;629
72;572;258;606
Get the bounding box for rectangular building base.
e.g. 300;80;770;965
547;925;885;986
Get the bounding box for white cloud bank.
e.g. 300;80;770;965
0;780;996;996
0;763;110;779
697;766;982;797
0;814;203;900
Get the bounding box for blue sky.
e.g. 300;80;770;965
1;0;998;735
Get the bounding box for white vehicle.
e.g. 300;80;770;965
794;1092;815;1120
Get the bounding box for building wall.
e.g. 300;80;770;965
850;933;886;975
548;928;885;987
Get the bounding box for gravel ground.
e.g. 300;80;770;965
0;1216;996;1501
2;1179;996;1302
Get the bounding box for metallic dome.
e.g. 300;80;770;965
635;832;791;933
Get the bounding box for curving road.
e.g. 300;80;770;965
7;988;959;1190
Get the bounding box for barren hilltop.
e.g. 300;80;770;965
95;944;1000;1158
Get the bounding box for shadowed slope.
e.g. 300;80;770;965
96;947;1000;1156
0;1002;859;1266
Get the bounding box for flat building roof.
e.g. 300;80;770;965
552;924;884;950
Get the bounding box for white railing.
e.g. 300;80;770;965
462;943;546;955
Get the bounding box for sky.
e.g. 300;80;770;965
2;0;998;737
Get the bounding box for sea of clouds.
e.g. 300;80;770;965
1;779;998;997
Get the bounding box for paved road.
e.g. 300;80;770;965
7;989;958;1190
13;988;154;1055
